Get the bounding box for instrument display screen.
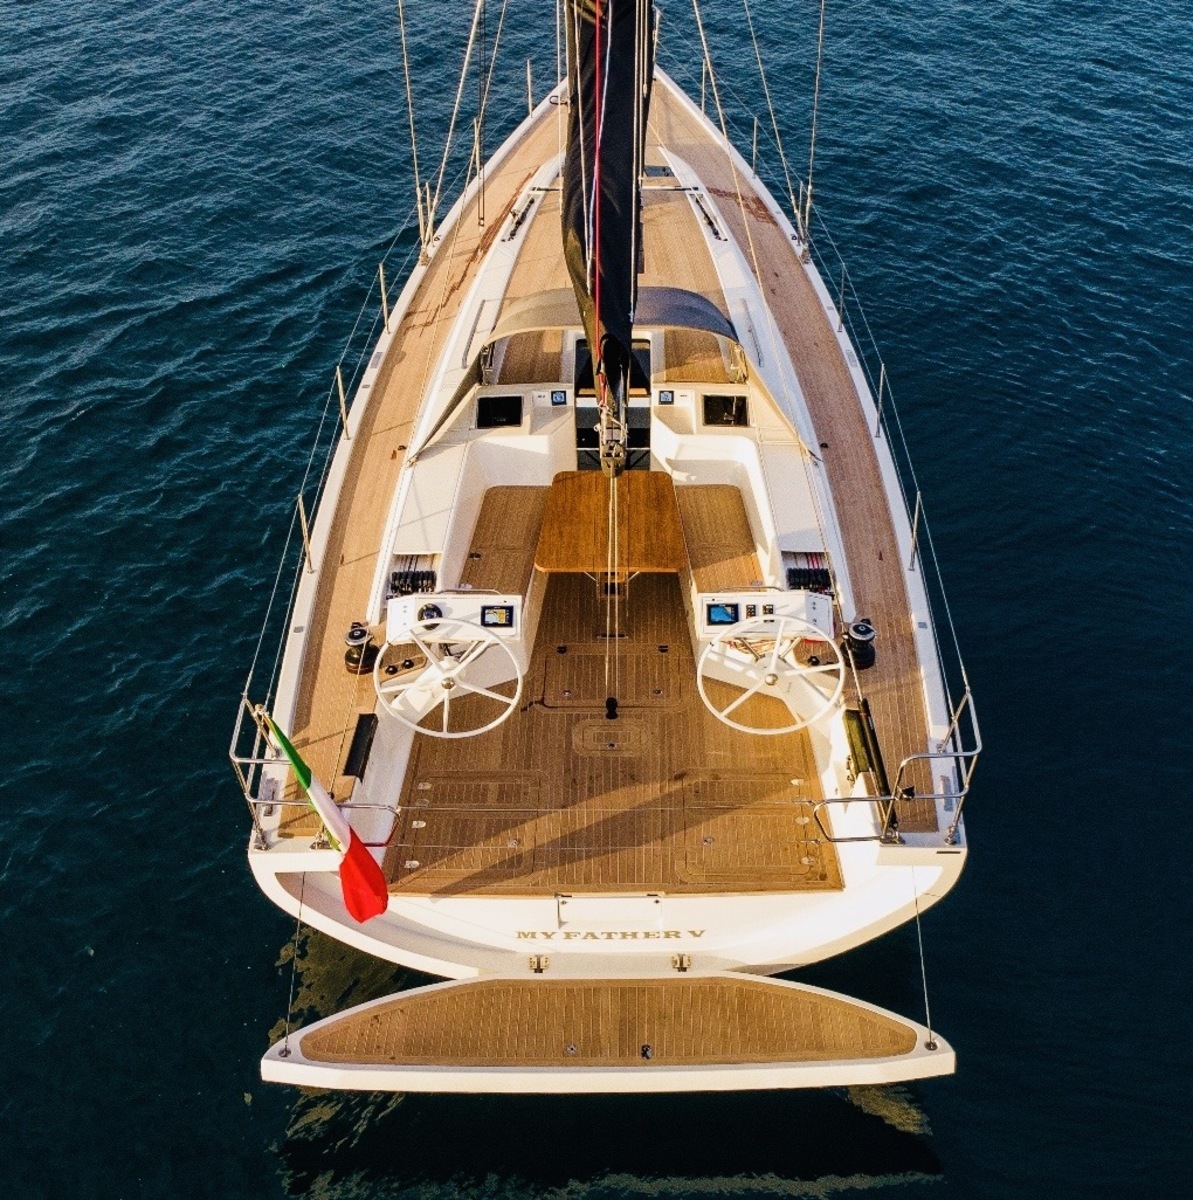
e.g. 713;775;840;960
706;602;740;626
480;604;515;629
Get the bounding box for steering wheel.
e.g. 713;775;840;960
373;617;522;738
696;613;844;735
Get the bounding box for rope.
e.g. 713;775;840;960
278;872;307;1058
910;866;936;1048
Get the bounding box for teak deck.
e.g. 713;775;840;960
298;977;916;1068
385;571;841;895
281;75;938;846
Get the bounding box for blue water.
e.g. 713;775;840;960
3;1;1190;1196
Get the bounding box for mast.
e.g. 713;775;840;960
562;0;655;475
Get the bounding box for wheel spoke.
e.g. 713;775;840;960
378;678;412;696
456;679;514;706
791;661;841;678
452;639;490;673
441;691;451;733
719;678;765;717
409;632;439;666
767;628;785;672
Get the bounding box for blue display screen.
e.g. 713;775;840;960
706;602;740;626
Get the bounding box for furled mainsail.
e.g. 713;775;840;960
562;0;655;410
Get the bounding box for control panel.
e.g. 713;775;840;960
696;590;834;639
385;593;523;644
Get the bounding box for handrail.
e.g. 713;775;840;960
813;688;980;846
246;797;399;850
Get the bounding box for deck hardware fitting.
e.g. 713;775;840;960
336;365;349;438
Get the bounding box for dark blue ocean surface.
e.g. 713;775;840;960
2;1;1190;1196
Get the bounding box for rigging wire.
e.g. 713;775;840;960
804;0;827;234
429;0;487;238
910;867;937;1048
686;0;837;584
478;0;486;226
278;873;307;1059
395;0;426;246
740;0;799;223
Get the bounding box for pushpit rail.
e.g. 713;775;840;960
229;698;397;848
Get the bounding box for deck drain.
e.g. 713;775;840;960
565;1043;577;1055
795;816;810;825
507;837;520;848
702;835;715;845
800;855;815;866
403;859;421;870
411;820;427;829
640;1044;654;1060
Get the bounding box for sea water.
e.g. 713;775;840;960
2;1;1190;1196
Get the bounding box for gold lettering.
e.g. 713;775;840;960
582;931;600;940
516;931;537;939
643;931;660;939
687;930;706;938
564;931;580;940
663;931;681;939
618;931;639;939
540;931;555;939
600;932;617;940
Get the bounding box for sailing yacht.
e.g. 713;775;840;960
231;1;980;1093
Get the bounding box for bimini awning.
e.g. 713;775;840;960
410;288;739;459
482;286;737;352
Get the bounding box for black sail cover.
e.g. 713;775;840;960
562;0;654;402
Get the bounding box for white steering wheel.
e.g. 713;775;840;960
696;613;844;735
373;616;522;738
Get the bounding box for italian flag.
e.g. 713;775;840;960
264;712;389;923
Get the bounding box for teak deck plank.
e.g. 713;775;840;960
384;573;841;895
649;81;938;830
458;485;548;594
675;484;763;592
299;977;916;1067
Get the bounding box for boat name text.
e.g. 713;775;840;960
515;930;705;940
